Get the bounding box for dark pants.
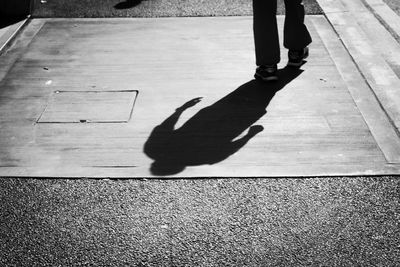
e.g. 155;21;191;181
253;0;312;66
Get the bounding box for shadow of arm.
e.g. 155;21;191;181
230;125;264;152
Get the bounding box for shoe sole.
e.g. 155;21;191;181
254;73;278;81
287;61;304;67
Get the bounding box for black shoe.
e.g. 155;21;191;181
287;47;309;67
254;64;278;81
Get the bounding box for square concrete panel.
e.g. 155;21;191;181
37;90;138;123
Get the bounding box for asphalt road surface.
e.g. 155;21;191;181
32;0;323;17
1;177;399;266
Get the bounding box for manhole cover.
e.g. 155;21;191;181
37;90;138;123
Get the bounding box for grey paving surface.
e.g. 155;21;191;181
3;16;400;178
384;0;400;16
1;177;399;266
32;0;322;18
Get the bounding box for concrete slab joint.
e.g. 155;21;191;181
37;90;138;123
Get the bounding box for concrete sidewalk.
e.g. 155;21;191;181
1;0;400;178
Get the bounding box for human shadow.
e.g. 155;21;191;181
114;0;143;9
144;67;303;176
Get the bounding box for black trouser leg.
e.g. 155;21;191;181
283;0;312;50
252;0;280;66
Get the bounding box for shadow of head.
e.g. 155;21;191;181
150;161;185;176
144;67;303;176
114;0;144;10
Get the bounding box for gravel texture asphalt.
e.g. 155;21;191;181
1;177;399;266
32;0;322;18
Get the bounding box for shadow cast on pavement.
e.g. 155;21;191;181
144;67;304;176
114;0;144;10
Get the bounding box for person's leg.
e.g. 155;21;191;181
253;0;280;66
283;0;312;50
